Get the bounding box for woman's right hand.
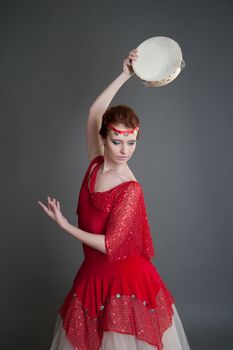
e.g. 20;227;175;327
38;196;68;229
122;48;138;76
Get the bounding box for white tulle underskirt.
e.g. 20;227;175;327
50;304;191;350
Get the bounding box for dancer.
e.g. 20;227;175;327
38;49;191;350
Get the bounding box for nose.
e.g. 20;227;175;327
120;144;127;154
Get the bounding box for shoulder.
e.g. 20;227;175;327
87;154;104;173
88;154;104;167
116;181;143;201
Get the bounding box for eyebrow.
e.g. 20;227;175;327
111;138;136;142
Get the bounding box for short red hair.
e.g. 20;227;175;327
99;105;140;139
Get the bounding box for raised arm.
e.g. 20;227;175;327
86;49;138;163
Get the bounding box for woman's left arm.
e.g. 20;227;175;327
37;196;106;253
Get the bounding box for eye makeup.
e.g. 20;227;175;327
112;139;136;145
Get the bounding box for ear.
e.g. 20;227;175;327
100;136;106;146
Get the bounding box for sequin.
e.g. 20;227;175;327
59;287;174;350
76;155;155;264
69;155;174;350
104;181;155;263
88;160;123;213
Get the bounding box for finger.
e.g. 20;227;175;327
57;201;60;210
48;196;52;209
129;54;138;61
50;200;59;214
129;57;137;63
38;201;53;216
39;201;51;213
130;51;138;58
124;58;130;65
49;200;56;208
38;198;58;220
47;200;56;215
38;200;46;209
130;49;138;55
129;49;136;54
52;198;57;208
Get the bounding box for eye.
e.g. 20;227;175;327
112;140;136;145
112;140;120;145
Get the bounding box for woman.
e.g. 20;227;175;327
38;49;191;350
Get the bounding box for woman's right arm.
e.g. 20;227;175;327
86;49;138;163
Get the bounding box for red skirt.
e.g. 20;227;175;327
49;255;191;350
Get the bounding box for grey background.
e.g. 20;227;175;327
1;0;233;349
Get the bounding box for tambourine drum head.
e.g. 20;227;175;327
132;36;184;87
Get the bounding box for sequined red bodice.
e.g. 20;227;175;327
76;154;155;263
59;155;175;350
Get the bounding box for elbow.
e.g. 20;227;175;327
88;105;97;116
88;105;104;119
88;106;97;120
88;107;93;117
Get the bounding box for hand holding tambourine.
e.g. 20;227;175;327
128;36;185;87
122;49;139;76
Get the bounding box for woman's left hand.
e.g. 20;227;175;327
38;196;68;229
122;48;138;76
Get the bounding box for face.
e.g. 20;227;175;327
102;123;137;164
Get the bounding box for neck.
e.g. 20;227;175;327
101;158;127;173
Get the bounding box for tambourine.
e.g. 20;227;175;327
132;36;185;87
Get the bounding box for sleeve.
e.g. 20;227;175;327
105;182;155;262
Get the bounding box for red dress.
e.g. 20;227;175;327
50;155;191;350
